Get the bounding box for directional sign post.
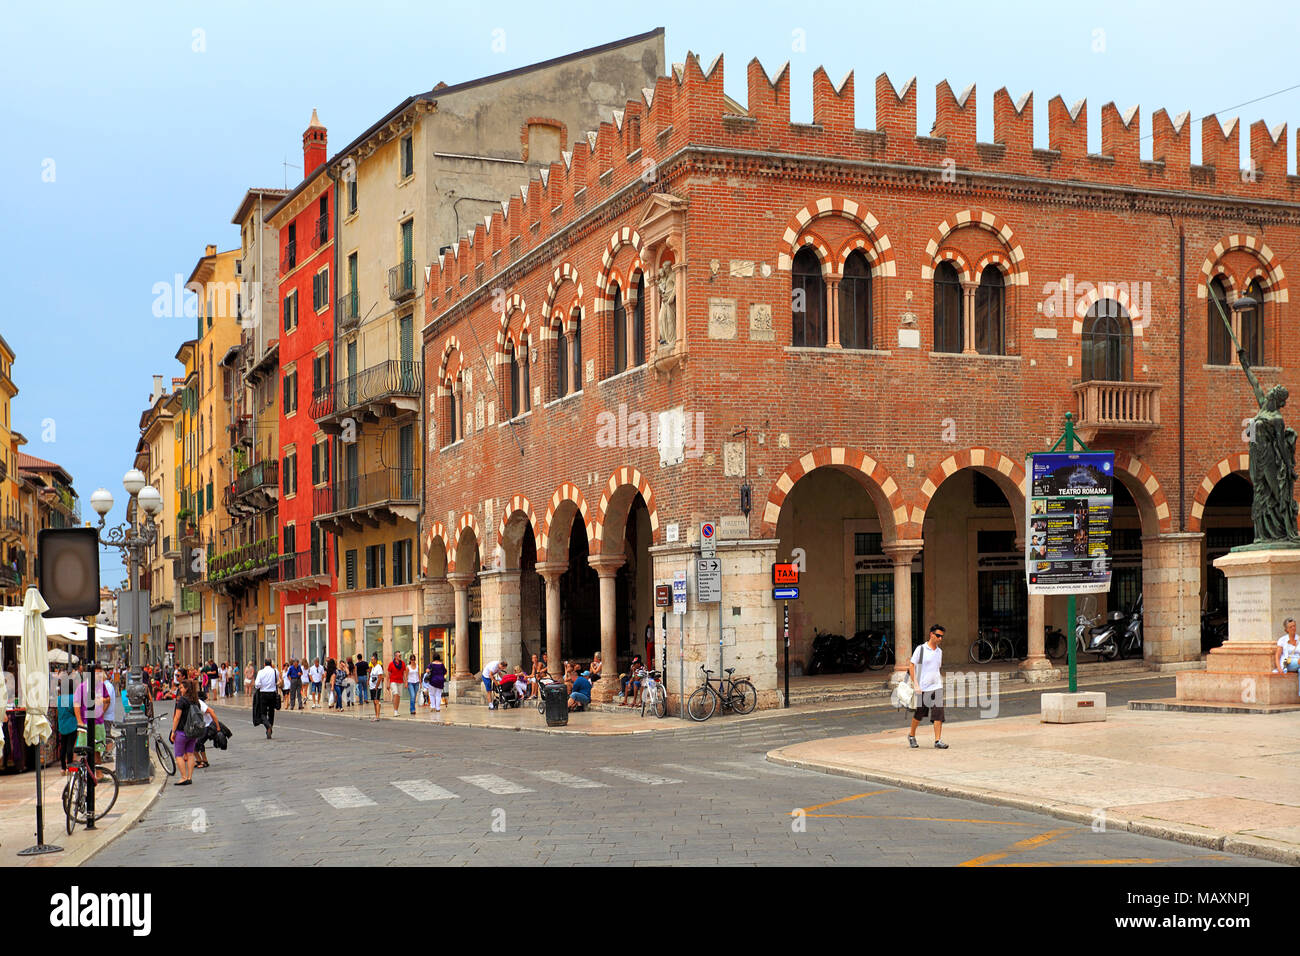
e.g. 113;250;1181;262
773;563;801;708
696;558;721;602
773;586;799;600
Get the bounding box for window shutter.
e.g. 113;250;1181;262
282;457;290;494
346;549;356;590
379;544;387;587
311;444;320;485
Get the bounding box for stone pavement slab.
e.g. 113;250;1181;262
768;706;1300;865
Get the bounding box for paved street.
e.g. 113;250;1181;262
90;677;1274;866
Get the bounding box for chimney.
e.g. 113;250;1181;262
152;374;164;402
205;243;216;257
303;109;327;177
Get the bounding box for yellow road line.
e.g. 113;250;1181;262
958;826;1079;867
797;790;891;813
989;854;1234;866
807;813;1035;826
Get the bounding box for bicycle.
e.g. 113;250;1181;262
636;668;669;719
62;745;120;835
686;666;757;721
967;627;1016;664
148;714;177;776
863;631;895;671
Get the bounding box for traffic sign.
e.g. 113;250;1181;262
700;521;716;557
773;586;799;601
696;557;721;603
672;570;687;615
772;563;799;586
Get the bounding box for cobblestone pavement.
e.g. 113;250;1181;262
88;677;1275;866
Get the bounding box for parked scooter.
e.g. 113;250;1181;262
1074;597;1123;661
1116;592;1143;659
806;629;846;675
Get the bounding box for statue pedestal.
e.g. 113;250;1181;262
1175;548;1300;708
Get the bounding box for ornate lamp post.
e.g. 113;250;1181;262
88;469;162;784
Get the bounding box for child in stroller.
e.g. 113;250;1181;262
494;671;523;709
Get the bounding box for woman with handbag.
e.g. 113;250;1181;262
170;679;205;785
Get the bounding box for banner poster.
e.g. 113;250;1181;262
1026;451;1115;595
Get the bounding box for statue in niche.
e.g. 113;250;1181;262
657;261;677;349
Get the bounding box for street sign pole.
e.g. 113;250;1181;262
1044;412;1091;694
783;601;790;708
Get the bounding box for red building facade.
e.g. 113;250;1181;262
420;54;1299;705
270;113;337;664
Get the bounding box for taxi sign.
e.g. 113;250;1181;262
772;563;799;585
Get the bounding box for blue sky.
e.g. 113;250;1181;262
1;0;1297;587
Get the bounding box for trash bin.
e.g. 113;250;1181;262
541;679;568;727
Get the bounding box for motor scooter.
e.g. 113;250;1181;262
1074;596;1122;661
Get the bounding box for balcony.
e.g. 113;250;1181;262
388;258;416;301
0;457;6;482
310;214;329;250
280;240;297;274
228;414;253;448
272;548;333;594
0;515;18;544
226;459;279;516
206;536;280;594
315;360;421;433
244;338;279;387
1073;380;1162;443
0;567;19;591
337;290;359;332
315;467;419;533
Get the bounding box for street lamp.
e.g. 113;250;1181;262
89;472;162;784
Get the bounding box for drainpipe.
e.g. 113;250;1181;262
1178;225;1186;531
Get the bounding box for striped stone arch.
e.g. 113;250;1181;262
420;521;448;577
547;302;582;338
1240;266;1269;294
928;247;974;283
793;230;834;276
538;481;594;561
1206;262;1237;296
974;251;1013;281
778;197;897;278
437;336;463;383
1112;450;1173;535
544;262;584;319
593;227;644;309
1189;453;1252;532
760;446;909;540
592;467;660;553
448;511;483;573
494;294;526;355
1072;283;1145;338
496;493;540;554
923;209;1027;286
1197;235;1289;304
913;447;1027;532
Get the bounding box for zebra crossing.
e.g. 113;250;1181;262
224;761;805;821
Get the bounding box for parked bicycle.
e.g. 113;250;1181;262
863;630;895;671
967;626;1016;664
637;667;669;718
686;665;757;721
63;745;120;835
148;714;177;776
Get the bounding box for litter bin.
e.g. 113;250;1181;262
541;679;568;727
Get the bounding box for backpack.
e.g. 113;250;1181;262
182;700;206;740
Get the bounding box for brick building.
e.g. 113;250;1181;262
420;53;1299;705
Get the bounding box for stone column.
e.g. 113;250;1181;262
1020;591;1054;682
883;539;924;685
588;554;626;702
478;569;520;670
1142;533;1204;663
961;281;978;354
535;561;567;674
447;572;476;684
826;278;842;347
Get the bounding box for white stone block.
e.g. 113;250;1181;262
1040;691;1106;723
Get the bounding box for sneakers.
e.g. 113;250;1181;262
934;740;949;749
907;736;918;748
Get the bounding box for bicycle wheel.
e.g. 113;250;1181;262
865;642;886;671
63;776;78;835
731;680;758;715
76;767;119;823
997;637;1015;661
686;686;717;722
154;734;177;776
972;638;994;665
653;688;668;718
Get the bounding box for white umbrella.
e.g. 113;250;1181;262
21;588;52;746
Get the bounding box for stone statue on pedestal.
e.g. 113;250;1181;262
656;262;676;349
1238;346;1300;544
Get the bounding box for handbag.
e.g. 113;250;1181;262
273;692;282;711
893;645;924;710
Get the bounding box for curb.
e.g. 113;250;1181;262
766;751;1299;866
69;774;168;867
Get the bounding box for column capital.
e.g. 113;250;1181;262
534;560;568;582
447;571;477;590
588;554;626;577
882;538;924;563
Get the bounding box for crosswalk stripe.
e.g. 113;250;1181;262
597;766;684;785
458;774;535;795
717;760;808;777
242;797;294;819
318;786;377;808
392;779;460;801
660;762;752;780
528;769;607;789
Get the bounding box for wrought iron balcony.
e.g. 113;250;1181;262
244;338;279;387
228;414;253;448
315;360;422;433
227;459;279;516
274;549;333;592
280;240;297;274
206;536;280;592
309;383;335;422
337;290;359;331
388;258;416;301
1073;380;1162;443
0;567;19;590
315;467;420;533
311;214;329;250
0;515;18;543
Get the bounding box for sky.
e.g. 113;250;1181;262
2;0;1298;588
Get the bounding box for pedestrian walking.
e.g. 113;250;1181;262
355;654;369;706
193;697;223;769
907;624;948;749
387;654;407;716
170;679;205;784
323;658;337;706
423;655;445;717
243;661;254;700
405;654;420;714
332;664;348;711
367;657;382;721
287;659;305;710
252;658;280;740
308;658;324;708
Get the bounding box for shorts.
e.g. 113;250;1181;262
173;730;198;757
310;681;322;693
570;692;590;705
913;689;945;724
483;677;493;694
74;724;107;753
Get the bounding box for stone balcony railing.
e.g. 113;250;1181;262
1073;380;1161;440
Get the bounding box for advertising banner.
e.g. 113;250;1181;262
1025;451;1114;594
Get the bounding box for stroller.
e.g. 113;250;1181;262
493;673;523;709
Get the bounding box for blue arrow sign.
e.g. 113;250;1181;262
773;586;799;601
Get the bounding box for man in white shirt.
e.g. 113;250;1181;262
482;660;503;709
907;625;948;749
254;659;279;739
1276;617;1300;695
308;659;325;709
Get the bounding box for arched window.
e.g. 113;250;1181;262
1207;275;1233;365
838;251;872;350
933;261;963;353
612;285;627;374
555;321;569;398
507;342;520;419
1082;299;1132;381
520;341;531;412
1241;278;1265;366
570;308;583;390
974;265;1004;355
632;273;646;366
444;376;460;445
792;246;826;347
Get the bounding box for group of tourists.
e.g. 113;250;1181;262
243;653;451;724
